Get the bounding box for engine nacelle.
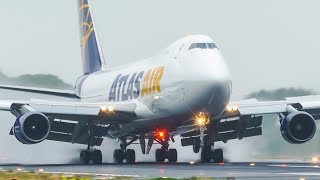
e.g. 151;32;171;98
281;111;316;144
13;112;51;144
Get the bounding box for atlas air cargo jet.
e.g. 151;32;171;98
0;0;319;164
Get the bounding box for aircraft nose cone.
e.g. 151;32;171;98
182;49;232;116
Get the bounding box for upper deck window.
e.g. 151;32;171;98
189;43;217;50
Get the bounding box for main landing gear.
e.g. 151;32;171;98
80;122;102;164
154;130;178;163
80;149;102;164
113;137;137;164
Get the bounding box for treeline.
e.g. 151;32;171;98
245;88;317;100
0;72;72;89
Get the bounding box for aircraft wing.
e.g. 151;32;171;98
0;85;78;99
221;96;320;119
181;96;320;146
0;99;137;146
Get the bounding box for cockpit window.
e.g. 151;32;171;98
208;43;217;49
189;43;217;50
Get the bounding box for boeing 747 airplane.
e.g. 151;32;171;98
0;0;319;164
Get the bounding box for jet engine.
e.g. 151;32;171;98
281;111;316;144
13;112;51;144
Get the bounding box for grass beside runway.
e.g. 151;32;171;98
0;171;94;180
0;171;223;180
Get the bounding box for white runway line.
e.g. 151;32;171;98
268;165;320;168
277;173;320;176
46;171;142;178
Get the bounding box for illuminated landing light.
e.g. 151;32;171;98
197;118;206;126
299;178;306;180
280;164;287;167
190;161;195;165
227;105;238;112
219;162;225;165
312;157;319;163
194;112;210;127
38;168;44;172
101;106;114;113
249;163;256;166
313;165;319;168
154;95;161;100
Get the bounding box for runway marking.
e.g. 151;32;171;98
47;171;142;178
268;165;320;168
278;173;320;176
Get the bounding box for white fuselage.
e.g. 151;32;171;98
75;35;232;136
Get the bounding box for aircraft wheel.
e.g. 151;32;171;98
155;149;166;163
113;149;124;164
80;150;90;164
201;147;212;163
193;139;200;153
126;149;136;164
213;149;223;163
168;149;178;163
91;150;103;164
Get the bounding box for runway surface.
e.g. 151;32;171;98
1;162;320;179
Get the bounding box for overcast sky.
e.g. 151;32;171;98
0;0;319;98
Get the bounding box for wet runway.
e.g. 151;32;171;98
1;162;320;179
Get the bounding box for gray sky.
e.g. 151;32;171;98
0;0;319;98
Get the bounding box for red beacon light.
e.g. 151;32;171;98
156;129;167;141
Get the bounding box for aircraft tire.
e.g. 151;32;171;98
91;150;103;164
193;139;200;153
168;149;178;163
80;150;90;164
155;149;166;163
200;147;212;163
113;149;124;163
213;149;223;163
126;149;136;164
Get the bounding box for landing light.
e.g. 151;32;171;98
227;105;238;112
250;163;256;166
101;106;114;113
312;157;319;162
154;95;160;100
194;112;210;127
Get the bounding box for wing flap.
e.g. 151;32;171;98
180;127;262;147
47;132;104;146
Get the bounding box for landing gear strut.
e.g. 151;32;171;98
113;137;137;164
80;122;102;164
154;131;177;163
194;114;224;163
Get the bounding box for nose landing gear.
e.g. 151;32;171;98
200;146;223;163
194;112;224;163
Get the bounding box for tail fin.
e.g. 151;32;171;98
78;0;105;74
